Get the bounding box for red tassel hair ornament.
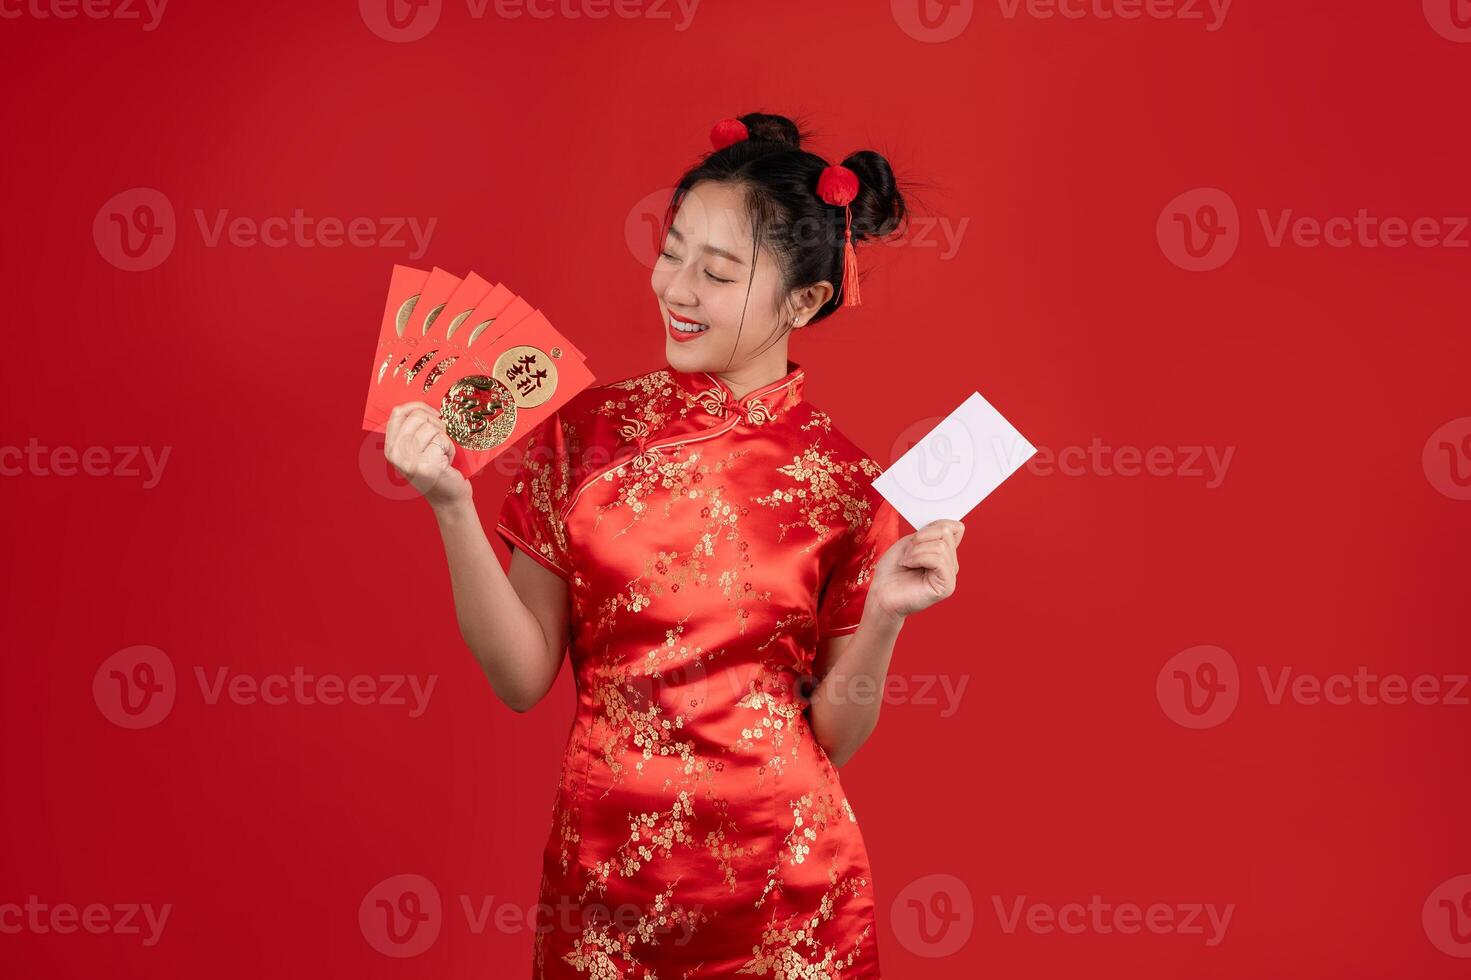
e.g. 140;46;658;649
816;165;863;307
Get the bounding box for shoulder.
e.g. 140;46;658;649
789;399;886;479
526;365;684;469
551;365;679;434
785;399;890;536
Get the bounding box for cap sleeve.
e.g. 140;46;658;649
494;412;577;581
815;495;907;638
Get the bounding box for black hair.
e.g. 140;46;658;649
662;111;912;367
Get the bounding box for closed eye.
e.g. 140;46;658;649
661;250;734;285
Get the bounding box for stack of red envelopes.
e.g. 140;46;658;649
362;264;596;478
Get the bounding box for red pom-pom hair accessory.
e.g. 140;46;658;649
817;164;862;307
710;118;749;151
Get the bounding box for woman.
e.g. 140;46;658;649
384;112;965;977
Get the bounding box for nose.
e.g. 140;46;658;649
660;260;701;310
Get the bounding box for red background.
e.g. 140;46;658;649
3;0;1469;976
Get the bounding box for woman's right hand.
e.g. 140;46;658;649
384;401;472;510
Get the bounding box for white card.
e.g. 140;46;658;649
873;391;1036;529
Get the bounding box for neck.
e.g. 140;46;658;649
707;345;792;400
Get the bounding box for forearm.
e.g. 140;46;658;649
807;604;905;767
432;498;561;710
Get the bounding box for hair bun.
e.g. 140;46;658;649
840;149;905;242
736;112;803;149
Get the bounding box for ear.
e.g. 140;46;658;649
788;281;834;324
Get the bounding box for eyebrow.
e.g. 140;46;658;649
668;225;747;266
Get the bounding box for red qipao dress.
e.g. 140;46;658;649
494;358;905;978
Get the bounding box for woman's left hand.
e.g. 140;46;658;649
866;519;965;622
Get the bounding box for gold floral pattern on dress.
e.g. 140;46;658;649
738;875;875;977
730;679;804;785
558;881;710;978
581;791;696;900
586;620;715;787
750;449;885;553
755;788;851;908
494;359;898;977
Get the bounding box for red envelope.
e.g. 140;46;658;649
440;312;597;478
361;264;429;429
363;282;538;431
426;272;494;346
363;267;465;425
361;265;596;478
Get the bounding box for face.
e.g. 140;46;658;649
652;180;827;379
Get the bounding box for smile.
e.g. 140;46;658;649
667;312;710;340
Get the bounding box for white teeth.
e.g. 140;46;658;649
670;317;709;333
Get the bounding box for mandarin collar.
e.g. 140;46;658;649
668;358;807;426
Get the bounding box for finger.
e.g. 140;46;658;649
913;521;963;545
409;420;442;456
402;405;446;430
906;541;959;575
420;426;453;458
900;542;945;567
392;412;433;457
